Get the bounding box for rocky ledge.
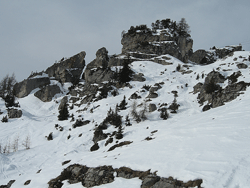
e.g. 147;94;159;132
48;164;203;188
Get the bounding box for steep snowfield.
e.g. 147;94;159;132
0;51;250;187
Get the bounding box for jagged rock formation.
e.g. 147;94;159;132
193;70;250;110
84;47;115;84
121;29;193;63
48;164;203;188
190;45;242;64
14;51;86;101
45;51;86;83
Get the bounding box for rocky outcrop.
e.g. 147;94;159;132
45;51;86;83
14;51;85;98
48;164;203;188
193;70;250;110
84;48;114;84
14;77;50;98
7;108;22;118
34;85;61;102
190;45;242;64
121;31;193;63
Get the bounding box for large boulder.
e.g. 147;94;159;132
34;85;61;102
14;77;50;98
45;51;86;83
84;48;114;84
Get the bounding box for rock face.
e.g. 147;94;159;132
7;108;22;118
121;32;193;63
48;164;203;188
190;45;242;64
45;51;86;83
34;85;61;102
84;47;114;84
14;51;85;99
14;77;50;98
194;70;250;110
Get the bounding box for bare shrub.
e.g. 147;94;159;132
23;135;31;150
12;135;19;152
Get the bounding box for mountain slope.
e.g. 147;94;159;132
0;51;250;188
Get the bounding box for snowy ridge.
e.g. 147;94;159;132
0;51;250;187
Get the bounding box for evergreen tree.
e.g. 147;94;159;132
119;56;133;83
125;115;132;126
168;97;180;113
160;108;169;120
177;18;190;36
1;115;8;123
58;104;69;121
118;96;127;110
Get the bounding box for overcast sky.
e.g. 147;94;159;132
1;0;250;81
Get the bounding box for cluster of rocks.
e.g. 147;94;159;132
14;51;86;101
7;108;22;118
48;164;203;188
193;70;250;111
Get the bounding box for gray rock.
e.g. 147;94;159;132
14;77;50;98
204;71;226;85
0;180;15;188
237;63;248;69
141;175;161;188
190;45;242;64
58;96;68;110
195;71;250;110
146;92;158;98
148;103;157;112
83;166;114;187
132;73;146;82
151;178;175;188
121;31;193;63
7;108;22;118
34;85;61;102
45;51;86;83
193;83;203;94
84;68;114;84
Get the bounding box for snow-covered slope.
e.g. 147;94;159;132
0;51;250;188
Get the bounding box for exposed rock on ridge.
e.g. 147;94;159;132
45;51;86;83
14;77;50;98
48;164;203;188
121;31;193;63
190;45;242;64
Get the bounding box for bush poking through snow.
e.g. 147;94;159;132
131;101;141;123
118;95;128;110
168;97;180;113
58;104;69;121
23;135;31;150
176;64;181;72
102;106;122;128
125;115;132;126
159;108;169;120
1;115;8;123
131;100;148;123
